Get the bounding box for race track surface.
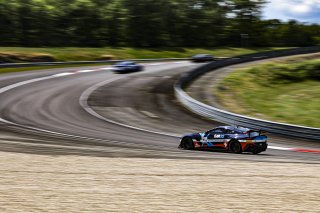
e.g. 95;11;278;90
0;61;319;163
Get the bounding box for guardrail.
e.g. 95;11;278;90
0;56;232;68
0;58;192;68
175;47;320;140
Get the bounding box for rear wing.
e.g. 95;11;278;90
246;129;266;137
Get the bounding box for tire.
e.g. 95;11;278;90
252;149;261;155
229;140;242;154
181;137;194;150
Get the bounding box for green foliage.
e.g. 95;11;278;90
0;0;319;47
216;58;320;127
245;60;320;83
0;46;282;62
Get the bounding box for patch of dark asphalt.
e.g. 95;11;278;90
87;66;320;163
88;67;223;136
0;62;318;163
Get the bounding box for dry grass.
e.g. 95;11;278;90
0;152;319;212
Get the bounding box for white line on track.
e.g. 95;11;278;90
52;72;75;77
0;76;55;94
79;76;181;138
76;69;97;73
0;63;318;154
98;67;113;70
78;69;320;154
268;146;292;151
0;63;186;150
147;63;165;66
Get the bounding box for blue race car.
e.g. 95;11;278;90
112;61;144;73
179;126;268;154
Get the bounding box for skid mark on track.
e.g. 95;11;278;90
0;61;318;156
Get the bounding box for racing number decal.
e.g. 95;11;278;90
214;134;224;139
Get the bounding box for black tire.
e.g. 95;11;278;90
229;140;242;154
252;149;261;155
182;137;194;150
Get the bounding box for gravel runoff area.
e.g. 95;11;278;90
0;151;319;212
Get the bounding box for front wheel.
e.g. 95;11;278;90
181;137;194;150
229;141;242;154
252;148;261;155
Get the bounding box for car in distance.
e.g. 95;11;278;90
179;126;268;154
191;54;214;62
112;61;144;73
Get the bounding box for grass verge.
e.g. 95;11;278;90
0;47;287;63
0;47;290;74
216;57;320;128
0;63;113;74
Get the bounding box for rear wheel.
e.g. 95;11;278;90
182;137;194;150
229;140;242;154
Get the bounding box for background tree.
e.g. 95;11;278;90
0;0;319;47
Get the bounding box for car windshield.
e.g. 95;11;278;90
206;126;250;134
235;127;250;133
116;61;134;66
194;54;206;57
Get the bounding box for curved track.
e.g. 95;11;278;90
0;61;319;163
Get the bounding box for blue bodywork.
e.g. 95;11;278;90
179;126;268;154
112;61;144;73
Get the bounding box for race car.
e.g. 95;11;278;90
112;61;144;73
190;54;214;62
179;126;268;154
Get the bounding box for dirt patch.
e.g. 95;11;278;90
0;53;55;63
0;152;319;212
96;54;116;61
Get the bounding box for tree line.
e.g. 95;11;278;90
1;0;319;47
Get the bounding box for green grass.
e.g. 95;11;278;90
0;46;288;74
0;47;287;62
216;58;320;128
0;63;113;74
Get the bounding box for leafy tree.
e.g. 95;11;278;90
0;0;21;45
0;0;319;47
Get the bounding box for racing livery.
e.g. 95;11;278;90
179;126;268;154
112;61;144;73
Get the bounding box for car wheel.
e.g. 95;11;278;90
252;148;261;155
182;137;194;150
229;140;242;154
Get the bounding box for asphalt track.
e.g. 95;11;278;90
0;61;319;163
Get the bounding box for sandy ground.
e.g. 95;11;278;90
0;152;319;212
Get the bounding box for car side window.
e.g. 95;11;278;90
207;128;225;139
210;128;224;134
225;129;235;134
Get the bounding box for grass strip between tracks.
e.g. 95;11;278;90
0;47;290;74
0;63;113;74
215;56;320;128
0;47;287;63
